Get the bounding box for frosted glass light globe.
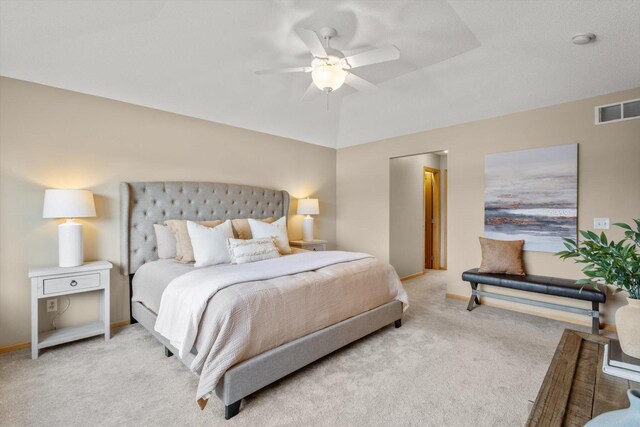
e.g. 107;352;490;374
312;63;347;92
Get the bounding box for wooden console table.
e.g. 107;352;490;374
527;329;639;426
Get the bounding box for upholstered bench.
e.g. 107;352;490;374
462;268;606;334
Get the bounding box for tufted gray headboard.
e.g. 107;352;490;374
120;181;290;275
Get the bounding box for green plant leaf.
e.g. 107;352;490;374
555;219;639;299
579;230;591;240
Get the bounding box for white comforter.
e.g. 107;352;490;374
154;251;408;405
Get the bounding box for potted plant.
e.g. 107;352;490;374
556;219;640;357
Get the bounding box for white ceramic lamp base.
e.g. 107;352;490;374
303;216;314;242
58;219;84;267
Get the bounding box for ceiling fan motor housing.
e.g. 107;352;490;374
323;48;344;60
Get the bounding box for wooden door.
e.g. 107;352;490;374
424;172;434;269
424;167;441;270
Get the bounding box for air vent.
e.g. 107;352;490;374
595;98;640;125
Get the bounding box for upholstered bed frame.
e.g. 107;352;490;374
120;181;403;419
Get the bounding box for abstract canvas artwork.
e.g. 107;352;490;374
484;144;578;252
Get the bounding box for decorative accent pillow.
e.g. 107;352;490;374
248;217;291;254
231;217;275;239
478;237;526;275
186;220;234;267
153;224;177;259
227;237;281;264
165;219;223;263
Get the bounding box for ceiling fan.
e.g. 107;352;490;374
255;27;400;100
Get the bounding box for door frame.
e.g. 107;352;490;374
423;167;441;270
442;169;448;270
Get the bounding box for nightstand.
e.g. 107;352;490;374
28;261;112;359
289;240;327;251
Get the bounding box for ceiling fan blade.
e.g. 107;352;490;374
300;81;320;102
345;73;377;92
255;66;312;75
295;28;327;58
343;45;400;69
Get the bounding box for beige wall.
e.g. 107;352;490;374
1;77;638;348
337;87;640;327
0;77;336;347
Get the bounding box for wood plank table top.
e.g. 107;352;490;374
527;329;640;426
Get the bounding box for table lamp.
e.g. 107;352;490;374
297;198;319;242
43;189;96;267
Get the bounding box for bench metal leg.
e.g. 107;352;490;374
465;285;603;335
164;346;173;358
467;294;475;311
225;400;241;420
467;282;480;311
592;302;600;335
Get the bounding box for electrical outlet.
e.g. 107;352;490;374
47;299;57;312
594;217;610;230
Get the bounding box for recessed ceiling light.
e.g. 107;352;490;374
443;150;449;154
572;33;596;45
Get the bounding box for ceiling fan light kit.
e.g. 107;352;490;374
255;26;401;100
311;61;347;92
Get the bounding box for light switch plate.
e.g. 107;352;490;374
593;217;610;230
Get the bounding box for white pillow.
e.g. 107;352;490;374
248;217;291;254
187;220;234;267
228;237;281;264
153;224;177;259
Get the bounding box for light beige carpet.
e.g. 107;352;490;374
0;271;587;426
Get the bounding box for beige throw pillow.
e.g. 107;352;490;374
478;237;526;275
231;217;275;240
165;219;223;263
228;237;281;264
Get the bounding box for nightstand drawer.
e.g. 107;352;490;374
43;273;100;295
305;244;325;251
289;240;327;252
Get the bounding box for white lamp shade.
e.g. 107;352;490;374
297;198;319;216
43;189;96;219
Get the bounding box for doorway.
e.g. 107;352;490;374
389;151;448;279
424;167;441;270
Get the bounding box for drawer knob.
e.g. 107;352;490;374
312;248;317;251
70;280;78;287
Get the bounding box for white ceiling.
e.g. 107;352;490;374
1;0;639;149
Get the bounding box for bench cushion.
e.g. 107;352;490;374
462;268;606;303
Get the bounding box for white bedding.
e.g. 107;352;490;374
153;251;408;406
131;248;309;314
131;259;194;314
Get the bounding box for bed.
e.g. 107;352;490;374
120;181;407;419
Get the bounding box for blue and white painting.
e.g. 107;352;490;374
484;144;578;252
